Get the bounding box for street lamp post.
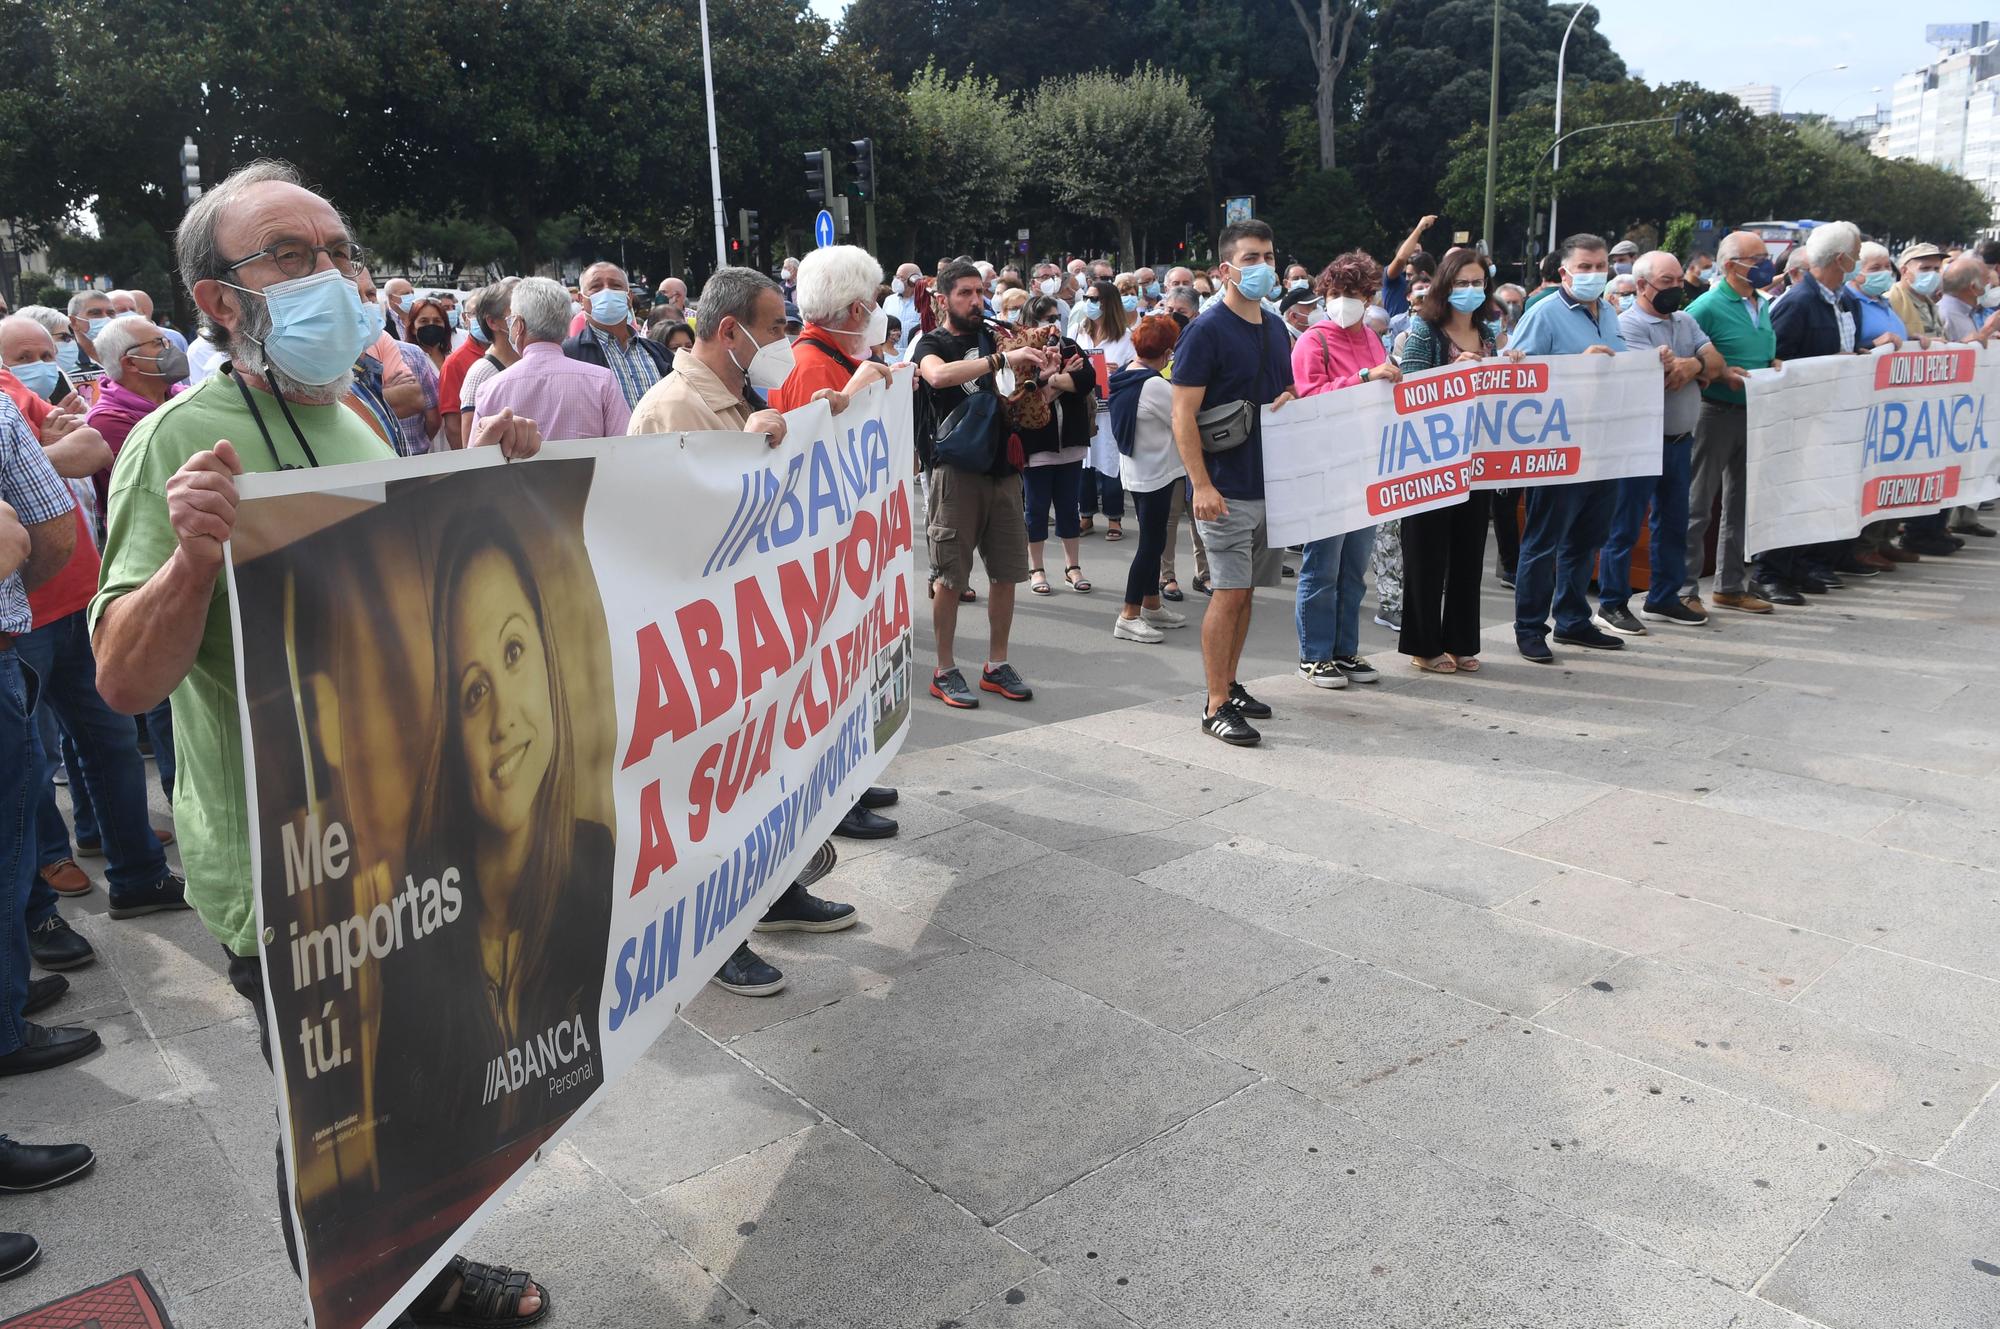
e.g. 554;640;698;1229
698;0;728;268
1780;63;1849;113
1524;114;1684;271
1548;3;1595;255
1481;0;1501;255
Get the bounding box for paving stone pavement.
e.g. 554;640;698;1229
5;532;2000;1329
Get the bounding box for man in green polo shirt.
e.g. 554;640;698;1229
1683;230;1782;615
88;160;550;1329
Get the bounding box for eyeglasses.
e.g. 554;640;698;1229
221;239;368;280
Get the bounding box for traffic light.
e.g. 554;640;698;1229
844;137;876;202
181;137;201;207
803;149;833;209
747;209;762;255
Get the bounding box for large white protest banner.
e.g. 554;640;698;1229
223;372;917;1329
1264;352;1665;546
1745;344;2000;552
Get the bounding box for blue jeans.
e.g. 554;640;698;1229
1600;433;1692;612
1296;526;1376;660
19;609;168;898
1;653;39;1056
147;698;176;800
1022;460;1084;543
1514;478;1619;642
55;725;101;846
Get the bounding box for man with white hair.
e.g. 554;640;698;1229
90;157;548;1328
1918;256;1997;538
115;289;188;356
562;261;668;411
882;262;923;330
780;255;800;303
769;245;895;415
381;275;415;337
1608;271;1638;313
1769;220;1877;586
476;275;628;440
1135;265;1161;310
1598;250;1726;634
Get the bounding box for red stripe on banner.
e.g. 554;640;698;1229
1861;466;1960;515
1394;362;1550;416
1475;446;1582;483
1367;461;1475;515
1873;350;1976;390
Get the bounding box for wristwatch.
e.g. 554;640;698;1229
1358;366;1370;383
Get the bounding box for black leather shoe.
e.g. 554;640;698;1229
1755;580;1807;606
833;805;898;839
709;943;786;997
28;914;94;971
858;786;898;810
23;975;67;1017
0;1232;40;1281
1795;575;1831;595
756;882;859;933
0;1136;95;1192
0;1023;102;1077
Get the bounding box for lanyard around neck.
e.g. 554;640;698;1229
228;363;323;469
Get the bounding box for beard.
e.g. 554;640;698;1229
229;292;354;406
946;305;984;335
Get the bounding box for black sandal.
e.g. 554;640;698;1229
408;1255;550;1328
1030;567;1052;595
1065;565;1093;593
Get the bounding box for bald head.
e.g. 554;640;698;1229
1942;255;1987;298
0;316;59;372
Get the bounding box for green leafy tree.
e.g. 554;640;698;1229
1025;67;1212;269
0;4;89;244
900;63;1025;256
45;219;176;296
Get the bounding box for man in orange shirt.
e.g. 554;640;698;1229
768;245;896;413
769;245;902;839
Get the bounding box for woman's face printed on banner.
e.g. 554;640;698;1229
449;547;556;837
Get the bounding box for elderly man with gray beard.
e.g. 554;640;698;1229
89;158;549;1329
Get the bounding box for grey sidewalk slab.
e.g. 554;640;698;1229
999;1081;1808;1329
1759;1159;2000;1329
1334;1018;1875;1287
1936;1090;2000;1185
1541;956;2000;1157
1793;945;2000;1064
731;950;1253;1221
646;1124;1041;1329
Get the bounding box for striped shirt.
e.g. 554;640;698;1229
588;324;662;412
0;397;77;635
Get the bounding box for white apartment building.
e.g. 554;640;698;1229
1725;83;1781;116
1875;22;2000;225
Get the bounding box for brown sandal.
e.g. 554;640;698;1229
1410;655;1458;674
1450;655;1482;673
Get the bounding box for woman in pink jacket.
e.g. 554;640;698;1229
1288;251;1403;690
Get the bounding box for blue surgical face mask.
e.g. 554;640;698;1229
1568;271;1609;301
1912;269;1943;297
1861;270;1894;297
1082;300;1103;322
469;316;492;345
1145;281;1161;298
1121;294;1139;313
1613;293;1634;312
589;289;631;325
6;359;62;399
397;294;415;312
228;267;377;387
85;315;111;340
1232;262;1279;303
55;339;81;372
1449;287;1487;313
446;308;460;329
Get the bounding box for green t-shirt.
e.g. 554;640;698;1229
1685;284;1775;407
90;372;392;957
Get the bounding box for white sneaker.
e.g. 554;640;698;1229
1113;614;1165;644
1141;604;1187;629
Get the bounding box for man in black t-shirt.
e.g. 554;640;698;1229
914;262;1057;710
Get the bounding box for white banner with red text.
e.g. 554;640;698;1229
1745;344;2000;551
1262;352;1666;546
223;370;916;1329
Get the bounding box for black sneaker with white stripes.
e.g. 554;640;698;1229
1228;680;1272;719
1202;700;1262;746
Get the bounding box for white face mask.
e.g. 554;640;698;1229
1305;305;1328;325
1981;286;2000;309
1039;277;1060;297
1327;296;1366;328
865;302;890;344
732;323;796;392
891;277;906;297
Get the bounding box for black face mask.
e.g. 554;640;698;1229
1650;286;1685;316
415;324;452;349
1170;310;1190;329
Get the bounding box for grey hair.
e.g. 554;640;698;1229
13;306;70;340
1631;250;1679;284
1163;285;1201;315
509;277;572;344
1804;221;1860;269
1557;232;1608;264
1858;241;1892;267
468;277;518;337
1716;231;1760;263
694;266;781;342
1610;274;1638;295
66;289;110;317
794;244;883;324
579;261;627;291
174;159;328;351
92;318;157;381
1941;255;1987;297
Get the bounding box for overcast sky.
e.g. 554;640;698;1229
805;0;1955;119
